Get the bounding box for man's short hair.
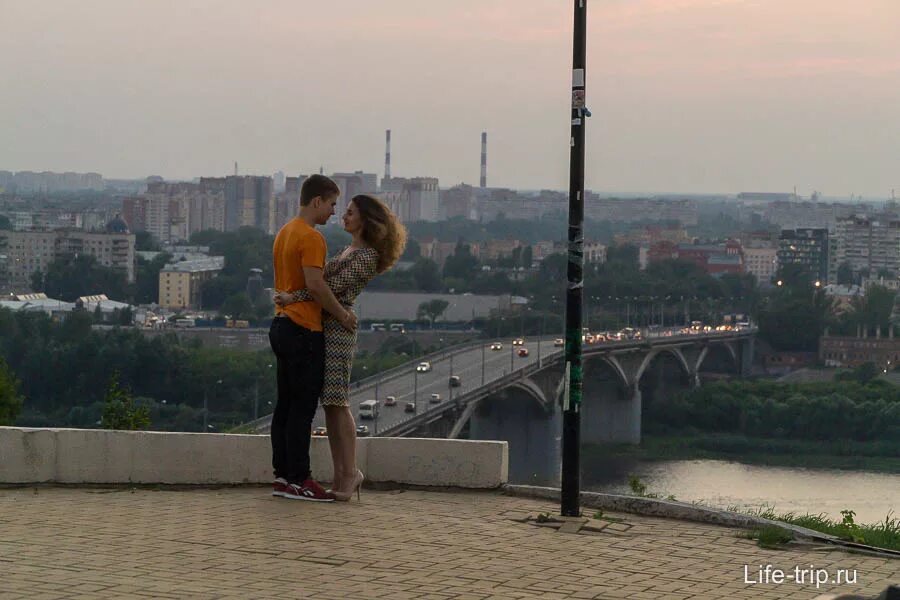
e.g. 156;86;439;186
300;175;340;206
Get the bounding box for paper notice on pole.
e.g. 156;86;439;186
563;362;571;411
572;69;585;87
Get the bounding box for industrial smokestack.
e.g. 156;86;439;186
385;129;392;180
480;131;487;188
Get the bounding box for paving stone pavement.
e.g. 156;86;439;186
0;486;896;599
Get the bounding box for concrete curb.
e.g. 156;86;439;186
504;485;900;559
0;427;508;489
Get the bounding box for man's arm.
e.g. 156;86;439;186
303;266;357;331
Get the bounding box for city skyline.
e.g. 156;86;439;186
2;1;899;197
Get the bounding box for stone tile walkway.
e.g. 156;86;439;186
0;486;896;599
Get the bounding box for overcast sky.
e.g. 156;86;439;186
2;0;898;198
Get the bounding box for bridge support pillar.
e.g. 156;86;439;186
469;392;561;486
740;337;755;377
580;380;640;445
690;370;701;389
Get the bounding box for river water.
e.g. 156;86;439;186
583;459;899;525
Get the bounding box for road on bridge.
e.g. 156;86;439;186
317;336;556;434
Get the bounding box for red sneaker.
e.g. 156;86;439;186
272;477;289;497
283;479;335;502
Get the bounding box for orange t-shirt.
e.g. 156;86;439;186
272;218;326;331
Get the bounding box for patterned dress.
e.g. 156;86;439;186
292;246;379;407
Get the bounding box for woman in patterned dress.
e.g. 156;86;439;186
274;195;406;501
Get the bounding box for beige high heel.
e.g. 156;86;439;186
332;469;364;502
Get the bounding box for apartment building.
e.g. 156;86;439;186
742;246;778;284
778;228;829;283
158;257;225;310
0;225;136;289
829;213;900;282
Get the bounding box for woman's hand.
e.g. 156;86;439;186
273;290;295;307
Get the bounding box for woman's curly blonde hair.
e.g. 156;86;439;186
352;194;407;274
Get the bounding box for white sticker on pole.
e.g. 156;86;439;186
563;361;571;411
572;69;585;87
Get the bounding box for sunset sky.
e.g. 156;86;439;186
2;0;898;197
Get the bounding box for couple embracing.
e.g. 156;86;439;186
268;174;406;502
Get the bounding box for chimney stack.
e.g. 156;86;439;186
385;129;392;180
480;132;487;188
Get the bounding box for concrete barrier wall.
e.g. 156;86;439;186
0;427;507;488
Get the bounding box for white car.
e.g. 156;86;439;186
553;338;564;347
490;342;503;351
512;338;524;346
384;395;397;406
430;393;441;403
416;362;431;373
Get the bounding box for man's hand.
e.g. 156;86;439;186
272;290;293;307
339;309;358;332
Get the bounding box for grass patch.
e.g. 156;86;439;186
750;507;900;552
741;525;794;549
622;477;900;553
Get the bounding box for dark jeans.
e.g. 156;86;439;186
268;317;325;483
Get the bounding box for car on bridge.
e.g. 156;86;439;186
449;375;461;387
356;425;370;437
416;361;432;373
554;338;564;347
490;342;503;351
384;395;397;406
517;348;529;357
405;402;416;413
430;393;441;403
312;426;327;437
512;338;524;346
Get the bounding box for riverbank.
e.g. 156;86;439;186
586;433;900;473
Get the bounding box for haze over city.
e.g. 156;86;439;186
2;0;899;198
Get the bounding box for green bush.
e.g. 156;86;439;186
645;380;899;441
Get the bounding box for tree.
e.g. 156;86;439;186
401;238;421;261
606;244;640;269
521;245;533;269
101;372;150;430
220;293;254;320
443;242;478;280
0;357;23;425
850;285;896;335
134;231;160;251
410;258;442;292
41;254;129;301
134;252;172;304
837;262;855;286
417;299;450;328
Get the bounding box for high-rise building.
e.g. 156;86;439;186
224;176;275;233
778;228;829;283
829;213;900;281
331;172;378;217
380;176;440;223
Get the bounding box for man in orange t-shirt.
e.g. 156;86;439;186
268;174;357;501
